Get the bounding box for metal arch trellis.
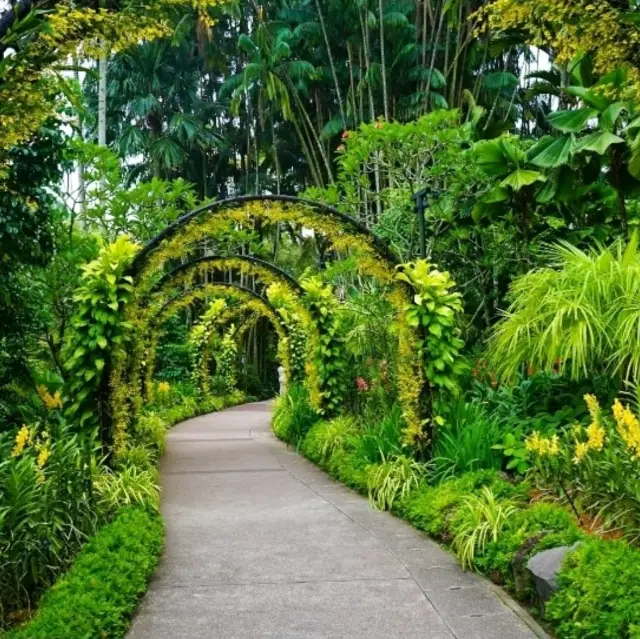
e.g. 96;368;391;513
139;282;299;404
128;194;401;278
150;254;305;297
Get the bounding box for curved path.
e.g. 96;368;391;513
128;402;547;639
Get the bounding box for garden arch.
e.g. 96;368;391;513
109;195;425;451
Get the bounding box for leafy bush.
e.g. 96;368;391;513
451;487;518;569
4;507;164;639
395;470;530;538
132;412;167;458
301;416;357;465
488;236;640;384
116;443;154;471
526;394;640;539
353;403;406;464
0;423;97;627
546;538;640;639
367;453;428;511
93;466;160;516
432;399;503;481
273;383;319;445
477;502;583;588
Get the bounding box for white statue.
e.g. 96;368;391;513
277;365;286;396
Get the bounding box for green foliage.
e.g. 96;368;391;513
64;237;139;434
93;466;160;516
3;507;164;639
432;400;503;481
395;470;530;538
546;538;640;639
367;453;427;511
352;403;406;464
489;235;640;384
450;487;518;569
131;413;168;459
266;283;307;383
396;260;466;439
216;328;239;395
273;383;320;445
301;277;347;416
301;416;357;465
477;503;584;587
0;421;97;627
526;394;640;540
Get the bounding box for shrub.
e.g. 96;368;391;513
476;502;583;588
526;394;640;539
93;466;160;516
133;413;167;457
367;454;428;511
353;403;406;464
450;487;519;569
116;444;154;471
272;383;319;445
546;538;640;639
4;507;164;639
0;423;97;627
301;416;357;465
432;399;502;482
395;470;530;538
488;235;640;384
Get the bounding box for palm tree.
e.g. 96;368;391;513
220;19;332;186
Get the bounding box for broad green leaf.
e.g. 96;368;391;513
501;169;546;191
628;151;640;180
529;134;574;168
547;108;598;133
563;86;611;111
575;131;624;155
483;185;509;203
601;102;627;132
474;141;508;176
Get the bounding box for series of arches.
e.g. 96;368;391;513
105;195;427;451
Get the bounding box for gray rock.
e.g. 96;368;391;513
527;542;582;604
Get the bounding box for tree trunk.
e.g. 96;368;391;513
314;0;347;127
378;0;389;120
98;44;108;147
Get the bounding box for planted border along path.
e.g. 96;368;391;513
128;402;548;639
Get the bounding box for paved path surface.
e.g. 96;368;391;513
128;402;547;639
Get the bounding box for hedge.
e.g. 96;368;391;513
3;507;164;639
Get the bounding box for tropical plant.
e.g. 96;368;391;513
451;486;518;569
367;453;427;511
488;235;640;385
93;465;160;515
63;237;138;439
301;276;347;416
0;420;97;626
272;383;319;444
432;400;503;482
525;394;640;540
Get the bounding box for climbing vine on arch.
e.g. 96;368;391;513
65;196;455;455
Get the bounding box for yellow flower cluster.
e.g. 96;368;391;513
573;441;590;464
525;431;560;457
37;385;63;410
479;0;640;100
613;399;640;459
37;448;51;469
157;381;171;394
570;395;606;464
11;425;31;458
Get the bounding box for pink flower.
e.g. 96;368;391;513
356;377;369;392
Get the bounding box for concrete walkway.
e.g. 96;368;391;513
128;402;547;639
